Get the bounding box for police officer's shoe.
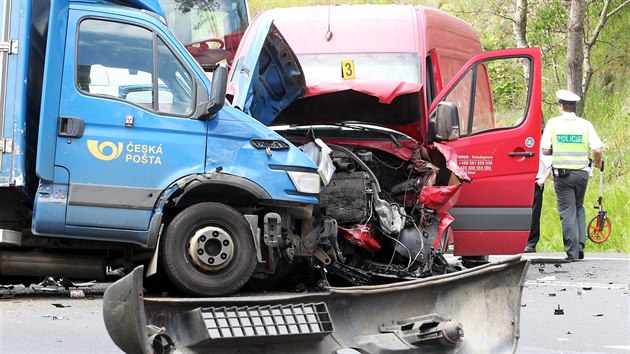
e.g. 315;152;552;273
563;256;578;262
579;250;584;259
524;247;536;253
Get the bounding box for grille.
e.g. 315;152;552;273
202;302;333;339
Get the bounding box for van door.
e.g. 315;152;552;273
53;10;206;241
429;48;542;255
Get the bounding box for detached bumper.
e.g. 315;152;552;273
103;257;528;354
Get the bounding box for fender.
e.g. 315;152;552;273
172;172;272;207
144;172;272;276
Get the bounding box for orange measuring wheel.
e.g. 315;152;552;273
587;215;611;243
587;160;610;243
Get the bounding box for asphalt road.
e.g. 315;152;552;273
516;252;630;354
0;253;628;353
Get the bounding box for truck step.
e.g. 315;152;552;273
201;302;333;339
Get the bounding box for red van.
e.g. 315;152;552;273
229;5;542;259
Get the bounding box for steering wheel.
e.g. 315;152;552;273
186;38;225;55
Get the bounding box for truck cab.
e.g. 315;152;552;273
1;0;321;295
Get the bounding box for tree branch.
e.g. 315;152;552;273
606;0;630;19
586;0;611;47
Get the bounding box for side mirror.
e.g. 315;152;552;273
206;64;228;116
429;101;460;142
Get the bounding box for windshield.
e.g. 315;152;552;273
296;53;421;84
162;0;249;68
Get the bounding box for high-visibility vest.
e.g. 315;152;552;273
551;123;589;169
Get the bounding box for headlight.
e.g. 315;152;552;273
286;171;321;194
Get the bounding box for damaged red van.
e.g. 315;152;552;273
228;5;542;267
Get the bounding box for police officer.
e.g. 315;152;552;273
541;90;603;261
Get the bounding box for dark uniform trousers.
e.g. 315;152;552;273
526;182;544;249
554;169;589;259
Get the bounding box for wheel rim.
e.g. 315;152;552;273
587;217;611;243
188;226;235;271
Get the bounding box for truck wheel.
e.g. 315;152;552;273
161;202;256;296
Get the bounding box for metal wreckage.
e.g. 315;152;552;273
104;134;529;353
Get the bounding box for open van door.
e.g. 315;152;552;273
428;48;542;256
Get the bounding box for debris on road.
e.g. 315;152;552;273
51;303;70;308
70;289;85;299
554;305;564;315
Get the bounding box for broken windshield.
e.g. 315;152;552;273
162;0;249;68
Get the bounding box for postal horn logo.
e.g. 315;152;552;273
87;140;123;161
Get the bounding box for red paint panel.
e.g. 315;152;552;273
453;231;528;256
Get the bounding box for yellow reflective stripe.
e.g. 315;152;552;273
554;151;589;156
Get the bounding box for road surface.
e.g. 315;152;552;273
0;253;628;353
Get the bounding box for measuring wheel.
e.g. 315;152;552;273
587;215;611;243
587;160;611;243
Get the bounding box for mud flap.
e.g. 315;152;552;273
103;257;529;353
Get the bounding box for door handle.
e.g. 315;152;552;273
58;117;84;138
508;151;535;157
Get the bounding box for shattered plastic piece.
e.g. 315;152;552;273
300;139;334;186
0;292;15;299
71;280;97;287
554;305;564;315
419;185;462;213
338;225;381;252
70;289;85;299
593;313;604;317
549;293;556;297
52;303;70;308
582;286;592;290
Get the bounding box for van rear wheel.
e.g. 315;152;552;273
161;202;256;296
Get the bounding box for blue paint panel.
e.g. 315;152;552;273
207;106;319;204
230;15;306;126
1;0;31;186
55;6;207;231
119;0;165;17
66;205;152;230
36;0;69;182
32;167;69;235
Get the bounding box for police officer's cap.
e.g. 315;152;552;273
556;89;581;102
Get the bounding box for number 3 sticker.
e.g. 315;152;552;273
341;60;355;80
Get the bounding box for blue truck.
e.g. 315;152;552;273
0;0;326;296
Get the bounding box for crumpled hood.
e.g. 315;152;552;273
304;80;421;104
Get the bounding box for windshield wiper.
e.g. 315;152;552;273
337;123;402;148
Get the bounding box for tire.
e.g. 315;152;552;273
161;202;256;296
461;255;489;268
